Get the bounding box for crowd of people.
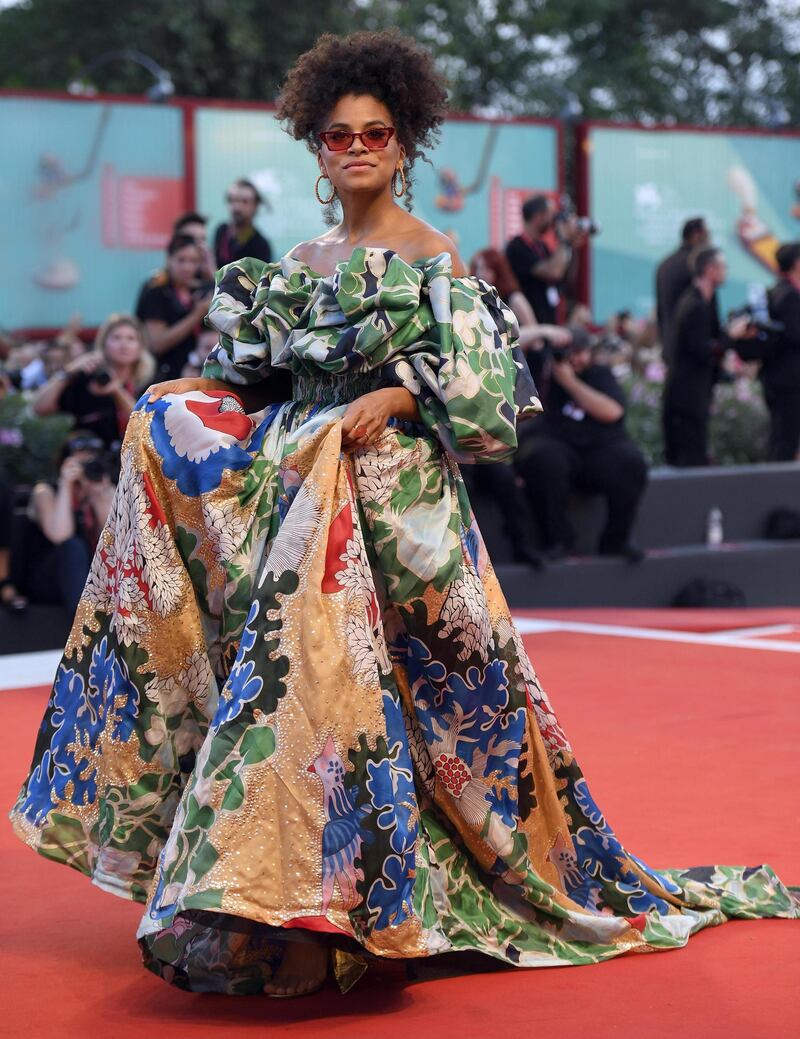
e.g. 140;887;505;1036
1;185;798;613
657;218;800;466
0;178;271;615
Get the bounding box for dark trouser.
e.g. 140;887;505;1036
515;435;648;551
0;477;12;549
764;390;800;462
460;461;536;556
662;378;712;467
18;529;91;612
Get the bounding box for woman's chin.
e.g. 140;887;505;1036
340;171;385;190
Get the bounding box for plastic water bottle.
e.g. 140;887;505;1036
706;506;724;547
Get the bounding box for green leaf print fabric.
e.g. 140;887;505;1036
203;247;542;462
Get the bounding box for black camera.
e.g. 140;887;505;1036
728;305;784;336
0;366;23;390
91;367;112;387
81;457;108;483
554;193;601;237
550;345;570;362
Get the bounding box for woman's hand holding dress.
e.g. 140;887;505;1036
145;375;278;413
341;387;420;449
147;376;230;402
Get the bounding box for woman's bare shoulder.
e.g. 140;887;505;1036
285;234;338;268
396;218;467;275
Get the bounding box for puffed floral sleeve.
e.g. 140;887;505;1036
386;256;542;463
202;256;313;386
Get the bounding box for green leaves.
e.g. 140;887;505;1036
240;725;275;765
4;0;798;127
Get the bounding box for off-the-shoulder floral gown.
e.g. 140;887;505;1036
10;248;798;994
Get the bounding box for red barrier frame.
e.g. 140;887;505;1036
1;88;562;338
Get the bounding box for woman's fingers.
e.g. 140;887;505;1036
147;379;186;401
147;383;174;402
341;419;386;450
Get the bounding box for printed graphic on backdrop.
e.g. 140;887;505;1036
194;109;559;266
585;126;800;322
0;98;184;330
2;98;556;332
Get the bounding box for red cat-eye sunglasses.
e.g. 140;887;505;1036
318;127;396;152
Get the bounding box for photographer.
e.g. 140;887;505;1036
173;211;216;291
515;329;647;562
763;243;800;460
25;432;116;612
505;195;586;327
136;234;213;382
465;248;571;566
32;315;154;448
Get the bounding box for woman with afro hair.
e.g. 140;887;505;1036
11;29;798;1000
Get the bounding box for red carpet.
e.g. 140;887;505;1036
1;610;798;1039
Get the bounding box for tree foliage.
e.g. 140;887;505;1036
1;0;798;127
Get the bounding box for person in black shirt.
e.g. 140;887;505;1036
136;234;213;382
655;217;709;366
505;195;580;326
213;178;273;268
173;211;216;292
32;315;154;447
25;431;116;611
763;243;800;460
662;248;750;467
515;330;647;561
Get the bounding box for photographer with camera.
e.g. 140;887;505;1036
25;432;116;611
515;328;647;563
136;234;214;382
32;315;154;448
506;195;590;330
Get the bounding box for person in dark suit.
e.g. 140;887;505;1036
213;179;273;268
655;217;710;366
764;243;800;460
662;248;750;467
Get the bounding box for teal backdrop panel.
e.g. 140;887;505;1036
194;107;559;267
0;97;185;331
587;125;800;322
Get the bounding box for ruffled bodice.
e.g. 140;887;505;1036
203;247;541;462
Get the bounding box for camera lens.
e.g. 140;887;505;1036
81;458;106;482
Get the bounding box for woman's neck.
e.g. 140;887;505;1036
335;190;401;244
110;361;135;383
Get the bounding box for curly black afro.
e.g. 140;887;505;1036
276;29;449;209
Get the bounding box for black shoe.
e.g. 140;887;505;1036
0;580;28;614
598;541;645;564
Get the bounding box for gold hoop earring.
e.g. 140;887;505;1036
392;166;407;199
315;174;336;205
